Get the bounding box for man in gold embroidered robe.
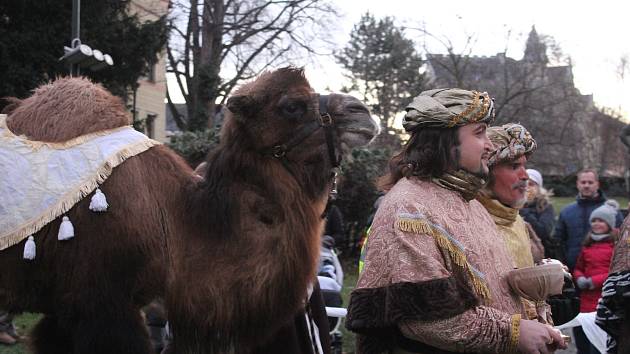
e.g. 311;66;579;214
477;123;543;269
476;123;544;322
346;89;566;354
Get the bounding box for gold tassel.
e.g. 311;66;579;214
395;218;432;234
396;216;491;302
431;228;491;301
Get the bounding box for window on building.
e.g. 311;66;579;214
146;113;157;138
147;62;156;83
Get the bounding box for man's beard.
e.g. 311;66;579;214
454;147;489;179
510;181;528;208
511;196;528;209
477;162;490;179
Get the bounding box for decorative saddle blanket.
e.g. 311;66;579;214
0;114;161;251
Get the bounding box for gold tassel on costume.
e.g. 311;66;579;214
395;218;432;234
431;228;491;301
396;215;491;302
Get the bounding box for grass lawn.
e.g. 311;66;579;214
0;313;40;354
340;257;358;354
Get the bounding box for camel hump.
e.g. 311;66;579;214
6;76;131;142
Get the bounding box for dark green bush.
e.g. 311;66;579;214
336;147;391;254
167;129;219;167
542;175;627;197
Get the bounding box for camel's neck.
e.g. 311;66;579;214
189;140;332;235
171;142;330;351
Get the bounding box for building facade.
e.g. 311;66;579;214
129;0;170;142
425;27;627;177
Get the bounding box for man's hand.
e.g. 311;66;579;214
517;319;567;354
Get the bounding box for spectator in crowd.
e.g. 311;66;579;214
324;203;345;248
358;194;384;274
520;169;557;258
0;311;18;345
554;168;623;271
346;89;565;354
573;204;618;354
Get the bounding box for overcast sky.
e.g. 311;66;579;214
303;0;630;117
168;0;630;117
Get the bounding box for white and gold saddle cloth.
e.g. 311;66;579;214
0;114;161;251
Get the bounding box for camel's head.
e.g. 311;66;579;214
223;67;379;167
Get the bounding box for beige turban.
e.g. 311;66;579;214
487;123;537;166
402;88;495;131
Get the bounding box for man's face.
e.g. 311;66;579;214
490;155;529;208
577;171;599;198
456;123;493;177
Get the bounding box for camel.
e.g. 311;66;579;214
0;67;379;354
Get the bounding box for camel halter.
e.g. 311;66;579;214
264;94;341;217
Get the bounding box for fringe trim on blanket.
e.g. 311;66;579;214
396;217;491;302
0;114;135;151
0;138;161;251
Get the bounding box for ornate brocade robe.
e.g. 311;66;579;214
346;178;523;354
596;216;630;354
476;195;541;321
476;195;535;269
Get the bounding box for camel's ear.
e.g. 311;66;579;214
226;95;258;119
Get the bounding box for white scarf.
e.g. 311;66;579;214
591;233;610;242
0;114;161;251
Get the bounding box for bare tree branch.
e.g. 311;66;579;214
167;0;338;130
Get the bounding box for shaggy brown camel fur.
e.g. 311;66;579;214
0;67;379;354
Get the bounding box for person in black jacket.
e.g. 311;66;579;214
520;169;556;258
324;204;345;248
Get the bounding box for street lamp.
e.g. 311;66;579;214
59;0;114;76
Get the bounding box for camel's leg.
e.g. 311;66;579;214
163;320;244;354
30;315;72;354
68;304;152;354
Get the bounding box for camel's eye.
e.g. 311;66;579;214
280;100;306;119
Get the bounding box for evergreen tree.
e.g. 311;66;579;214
0;0;167;108
336;12;426;131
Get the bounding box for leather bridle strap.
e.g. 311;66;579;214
319;95;341;218
264;94;339;169
263;94;341;218
319;95;340;170
266;119;322;159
